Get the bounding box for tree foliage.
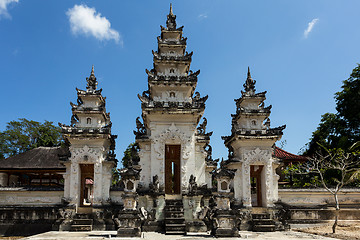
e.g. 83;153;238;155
121;142;139;168
0;118;63;159
305;64;360;155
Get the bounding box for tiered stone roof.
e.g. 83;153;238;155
135;4;209;138
59;66;117;160
222;68;286;146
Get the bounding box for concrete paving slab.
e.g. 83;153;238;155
21;231;341;240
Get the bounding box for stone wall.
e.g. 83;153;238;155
109;190;124;205
279;188;360;207
0;188;63;206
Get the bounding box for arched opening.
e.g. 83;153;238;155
87;118;91;125
221;181;228;191
169;68;175;74
169;92;175;98
126;180;134;191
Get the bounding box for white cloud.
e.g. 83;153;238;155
66;4;121;44
0;0;19;19
198;13;208;20
304;18;319;38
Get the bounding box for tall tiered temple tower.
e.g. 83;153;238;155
134;5;214;196
59;66;117;211
222;68;285;208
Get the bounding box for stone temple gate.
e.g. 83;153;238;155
0;4;308;238
56;5;286;236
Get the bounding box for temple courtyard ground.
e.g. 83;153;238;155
14;230;341;240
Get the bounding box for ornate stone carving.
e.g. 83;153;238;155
243;148;271;164
69;145;103;163
152;123;192;160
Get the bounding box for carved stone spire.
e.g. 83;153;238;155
166;3;177;30
243;66;256;95
86;65;98;91
170;3;173;15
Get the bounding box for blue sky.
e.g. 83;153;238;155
1;1;360;166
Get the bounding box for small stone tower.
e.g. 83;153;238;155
222;68;285;208
59;66;117;211
134;5;214;195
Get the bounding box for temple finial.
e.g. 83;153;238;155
86;65;97;91
243;66;256;95
166;3;177;30
169;3;173;15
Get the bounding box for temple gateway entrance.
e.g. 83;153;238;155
80;164;94;207
165;145;181;194
250;165;263;207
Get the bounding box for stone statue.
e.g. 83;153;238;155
149;175;160;193
189;174;198;194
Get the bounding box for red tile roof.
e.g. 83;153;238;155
273;147;308;163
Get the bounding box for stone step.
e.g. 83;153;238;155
75;213;91;219
165;225;186;233
165;205;183;211
117;228;141;237
165;231;186;235
252;224;276;232
72;219;93;225
70;225;92;232
165;200;183;207
252;213;271;219
252;219;275;225
165;218;185;224
165;211;184;218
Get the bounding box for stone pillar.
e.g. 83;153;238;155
93;163;103;205
242;163;251;207
0;173;8;187
264;162;273;207
69;163;80;206
101;163;113;203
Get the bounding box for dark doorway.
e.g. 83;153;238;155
80;164;94;207
165;145;181;194
250;165;263;207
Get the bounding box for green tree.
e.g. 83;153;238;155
305;64;360;155
0;118;63;159
121;142;139;168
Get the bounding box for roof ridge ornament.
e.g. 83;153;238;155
166;3;177;30
243;66;256;96
86;65;98;92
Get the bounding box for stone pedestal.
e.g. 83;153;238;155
212;209;239;237
115;209;142;237
115;192;142;237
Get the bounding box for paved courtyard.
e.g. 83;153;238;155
22;231;340;240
